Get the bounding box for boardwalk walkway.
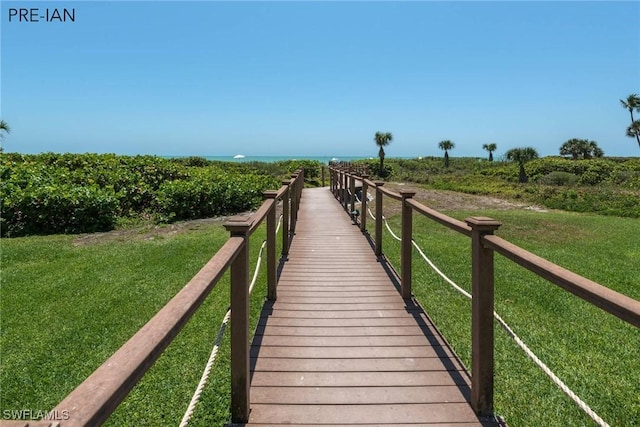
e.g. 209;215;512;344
244;187;500;426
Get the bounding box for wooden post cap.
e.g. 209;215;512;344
465;217;502;231
224;216;252;234
400;190;416;198
263;190;278;199
375;181;385;186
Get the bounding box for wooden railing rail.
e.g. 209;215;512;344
483;235;640;328
328;166;640;417
0;171;305;427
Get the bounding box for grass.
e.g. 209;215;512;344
2;203;639;426
380;201;639;426
1;221;275;425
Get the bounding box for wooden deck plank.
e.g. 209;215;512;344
247;403;481;424
235;424;493;427
243;187;499;426
251;357;465;372
256;325;436;336
270;302;412;310
250;346;457;359
250;371;470;387
258;316;431;327
250;386;470;404
260;309;422;319
255;335;440;347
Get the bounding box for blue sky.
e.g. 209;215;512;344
2;1;639;158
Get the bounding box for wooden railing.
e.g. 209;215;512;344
330;166;640;416
1;170;305;427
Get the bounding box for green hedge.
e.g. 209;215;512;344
0;153;283;237
1;184;119;236
155;169;277;222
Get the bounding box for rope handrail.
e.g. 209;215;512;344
180;214;284;426
377;205;611;427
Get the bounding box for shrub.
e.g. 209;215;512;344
171;156;211;167
0;153;282;236
155;169;277;222
1;184;119;237
537;171;578;186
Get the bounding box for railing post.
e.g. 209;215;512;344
340;168;347;206
281;180;290;256
360;174;369;233
223;218;252;423
321;165;325;187
400;191;416;299
374;181;384;256
264;190;278;301
465;216;502;416
343;171;350;212
290;173;299;234
332;167;337;197
297;168;304;205
349;172;356;217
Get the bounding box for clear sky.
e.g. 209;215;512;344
2;1;639;158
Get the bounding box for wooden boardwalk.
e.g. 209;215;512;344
243;187;501;426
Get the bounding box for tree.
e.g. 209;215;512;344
620;94;640;149
482;143;497;161
505;147;538;183
0;120;10;153
559;138;603;159
627;120;640;144
374;132;393;174
438;140;455;168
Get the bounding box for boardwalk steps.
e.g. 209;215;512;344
236;187;501;426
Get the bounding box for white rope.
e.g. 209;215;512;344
383;217;402;241
178;309;230;427
368;208;376;220
412;241;471;300
180;238;268;426
342;186;609;425
410;238;610;427
249;240;267;294
492;312;610;427
354;191;377;220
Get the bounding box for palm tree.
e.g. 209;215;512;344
584;140;604;159
559;138;603;159
482;143;497;161
0;120;10;152
627;121;640;146
620;94;640;148
620;94;640;122
438;140;455;168
559;138;581;159
590;143;604;158
374;132;393;174
505;147;538;183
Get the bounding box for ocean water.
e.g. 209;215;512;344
200;155;376;164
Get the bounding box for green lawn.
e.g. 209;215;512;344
1;222;272;426
382;206;639;426
1;207;639;426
